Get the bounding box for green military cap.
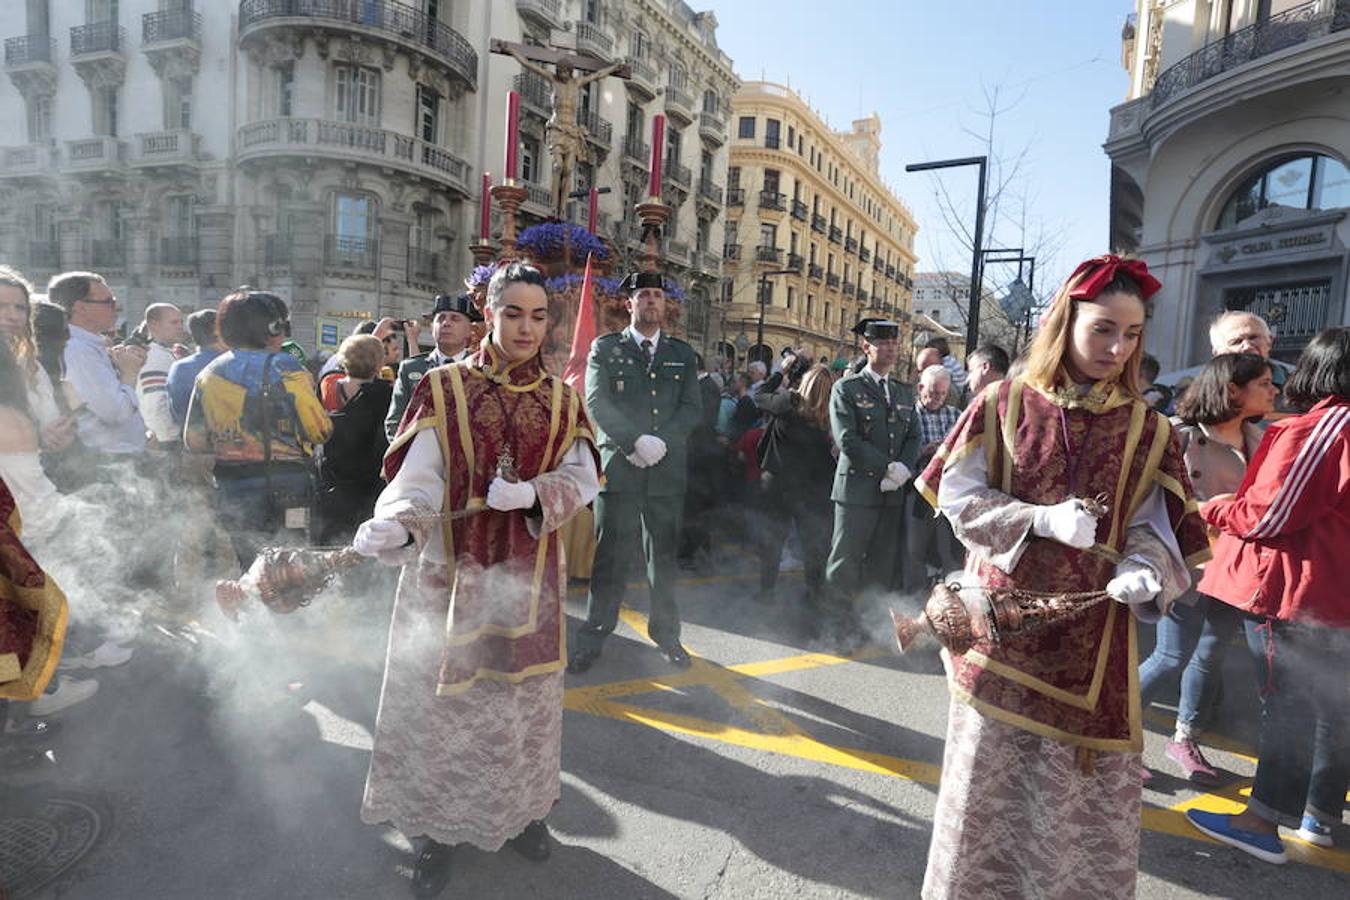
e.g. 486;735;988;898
852;318;900;341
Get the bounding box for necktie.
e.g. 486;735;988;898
642;338;654;368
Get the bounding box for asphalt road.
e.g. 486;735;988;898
2;548;1347;899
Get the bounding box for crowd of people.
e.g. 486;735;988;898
0;254;1346;898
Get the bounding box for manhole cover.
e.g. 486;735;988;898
0;797;103;899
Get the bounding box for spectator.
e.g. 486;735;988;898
167;309;226;424
48;271;147;459
385;294;479;441
746;360;768;397
185;289;332;568
965;344;1009;401
1139;352;1172;412
902;365;963;591
320;316;410;411
32;299;69;389
1209;310;1273;358
316;334;391;546
914;346;942;375
0;267;73;453
0;340;66;541
925;337;969;397
132;303;186;447
913;366;959;451
1186;327;1350;863
1138;353;1275;785
754;364;837;611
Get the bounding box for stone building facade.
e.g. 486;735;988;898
721;81;918;369
1105;0;1350;369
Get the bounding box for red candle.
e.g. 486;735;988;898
504;91;521;181
648;114;665;197
480;173;491;241
587;186;598;234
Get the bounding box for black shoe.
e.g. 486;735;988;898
658;642;692;669
411;839;452;898
567;648;600;674
506;819;551;862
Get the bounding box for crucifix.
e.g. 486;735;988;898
490;39;630;220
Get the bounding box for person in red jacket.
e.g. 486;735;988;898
1186;327;1350;864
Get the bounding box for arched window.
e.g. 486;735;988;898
1216;153;1350;229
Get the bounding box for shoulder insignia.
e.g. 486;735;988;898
408;371;424;383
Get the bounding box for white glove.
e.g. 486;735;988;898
886;460;913;486
487;476;537;512
1032;499;1098;549
625;450;652;468
1106;559;1162;607
879;475;902;492
353;519;410;558
634;434;667;466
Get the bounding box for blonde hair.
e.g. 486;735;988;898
335;333;385;380
1022;262;1150;401
794;363;833;430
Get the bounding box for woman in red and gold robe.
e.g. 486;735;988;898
352;262;600;895
913;256;1210;900
0;477;67;703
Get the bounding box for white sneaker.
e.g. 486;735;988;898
59;641;135;670
29;676;99;715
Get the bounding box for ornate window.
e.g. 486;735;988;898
334;66;380;126
1217;153;1350;229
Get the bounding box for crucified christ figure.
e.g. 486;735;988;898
507;47;625;219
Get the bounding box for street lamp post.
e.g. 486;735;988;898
905;155;988;356
755;267;799;364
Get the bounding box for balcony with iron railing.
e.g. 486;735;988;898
576;108;613;147
622;134;649;167
4;34;55;68
514;72;552;115
858;288;870;304
697;179;723;205
811;213;827;234
723;243;742;261
845;237;858;254
826;272;841;289
0;145;56;179
664;84;695;123
755;245;783;264
665;159;692;190
624;55;657;97
791;200;808;221
842;282;856;297
407;247;443;283
726;188;745;207
239;0;478;90
808;263;824;281
859;245;871;262
237;118;470;195
828;225;842;244
1150;0;1350;110
698;110;726;144
873;257;885;272
160;236;198;268
574;20;613;58
143;8;202;45
759;190;786;212
787;253;804;271
71;22;125;57
515;0;562;31
886;264;897;279
325;234;379;271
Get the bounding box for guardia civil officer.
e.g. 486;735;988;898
569;271;702;672
384;292;482;440
824;319;921;646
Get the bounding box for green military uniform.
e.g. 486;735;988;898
577;325;703;653
824;364;922;610
384;293;480;440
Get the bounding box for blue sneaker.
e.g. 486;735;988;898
1186;809;1288;864
1295;813;1333;848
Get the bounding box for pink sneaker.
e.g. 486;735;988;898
1166;739;1222;787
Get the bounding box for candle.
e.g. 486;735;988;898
587;186;598;234
480;173;491;241
504;91;521;181
648;114;665;197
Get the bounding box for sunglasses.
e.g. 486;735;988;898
78;296;118;306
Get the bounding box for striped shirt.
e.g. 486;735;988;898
915;401;960;447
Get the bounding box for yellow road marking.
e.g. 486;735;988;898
565;612;1350;874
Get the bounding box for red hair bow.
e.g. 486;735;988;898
1067;254;1162;301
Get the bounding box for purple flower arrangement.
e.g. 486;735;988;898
517;222;610;265
464;264;497;290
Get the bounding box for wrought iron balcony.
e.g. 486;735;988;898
239;0;478;90
845;237;858;254
514;72;552;114
515;0;562;31
886;264;897;279
759;190;786;211
843;282;856;296
859;245;871;262
237;118;470;195
665;160;692;189
5;34;55;67
858;288;870;304
407;247;443;283
873;257;885;272
808;264;824;281
791;200;808;221
698;111;726;144
576;108;613;147
624;55;657;97
755;245;783;263
664;84;694;122
826;272;841;288
325;234;379;271
811;213;827;234
697;179;723;204
726;188;745;207
828;225;842;244
723;243;742;260
71;22;125;56
143;9;202;44
160;237;198;267
787;253;805;271
1151;0;1350;108
574;20;613;58
622;134;649;166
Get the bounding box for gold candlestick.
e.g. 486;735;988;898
491;183;529;258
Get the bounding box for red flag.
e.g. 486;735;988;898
562;253;596;393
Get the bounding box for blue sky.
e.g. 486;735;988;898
712;0;1134;298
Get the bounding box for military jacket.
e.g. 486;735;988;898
586;330;702;496
385;349;466;440
829;371;921;507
